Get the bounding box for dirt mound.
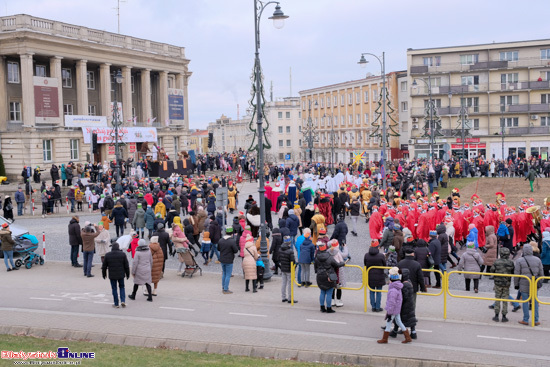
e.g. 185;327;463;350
458;177;547;208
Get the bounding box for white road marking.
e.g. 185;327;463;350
477;335;526;342
93;301;114;305
415;329;433;333
30;297;62;301
306;319;347;325
160;307;195;312
229;312;267;317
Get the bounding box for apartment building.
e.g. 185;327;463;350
0;14;191;178
189;129;209;154
299;72;405;166
407;39;550;160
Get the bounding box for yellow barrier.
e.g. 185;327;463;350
290;262;364;306
534;276;550;305
532;276;550;327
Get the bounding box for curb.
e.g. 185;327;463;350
1;326;504;367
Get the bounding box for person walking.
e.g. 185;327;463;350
515;243;543;326
269;228;283;275
298;229;315;287
152;223;171;273
110;201;128;238
388;268;418;340
377;267;412;344
315;241;344;313
398;247;427;301
428;230;442;288
148;236;164;297
128;239;153;302
1;223;17;272
94;222;111;263
81;224;100;277
364;240;386;312
525;166;537;192
68;216;82;267
242;234;259;292
490;247;514;322
102;242;130;308
279;236;297;303
132;203;146;239
349;198;360;236
218;227;239;294
457;241;484;292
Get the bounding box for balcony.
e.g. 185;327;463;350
410;57;550;75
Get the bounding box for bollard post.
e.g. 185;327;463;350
532;276;536;328
364;266;368;313
443;272;447;319
42;231;46;262
66;198;69;214
88;201;91;213
31;198;35;216
290;262;294;305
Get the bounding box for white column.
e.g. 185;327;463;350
176;73;184;90
99;63;111;120
20;53;35;127
121;66;132;124
76;60;88;115
141;69;151;123
0;57;7;130
159;71;169;126
49;56;64;125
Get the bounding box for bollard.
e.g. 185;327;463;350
31;198;35;216
42;231;46;262
66;198;69;214
88;201;91;213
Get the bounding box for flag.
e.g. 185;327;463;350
380;149;385;177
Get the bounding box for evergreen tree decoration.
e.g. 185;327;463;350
421;100;443;139
452;105;472;138
369;87;400;147
248;60;271;152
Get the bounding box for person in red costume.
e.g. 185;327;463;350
407;204;418;239
452;207;465;244
472;208;486;247
541;210;550;233
426;205;438;231
369;206;383;240
318;194;334;226
417;205;431;242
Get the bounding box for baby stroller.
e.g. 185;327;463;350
14;235;43;269
176;246;202;278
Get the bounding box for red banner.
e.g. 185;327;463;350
451;143;486;149
129;143;136;153
108;145;115;155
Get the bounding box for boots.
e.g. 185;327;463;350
402;330;412;343
320;305;326;313
377;331;390;344
326;307;335;313
389;329;397;338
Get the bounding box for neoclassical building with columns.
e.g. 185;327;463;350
0;14;191;179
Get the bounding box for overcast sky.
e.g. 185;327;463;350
6;0;550;129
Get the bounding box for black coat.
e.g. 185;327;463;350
68;218;82;246
110;205;128;226
102;249;130;280
153;228;171;260
314;249;344;290
208;220;221;244
183;219;196;244
278;242;295;273
502;225;514;251
331;220;348;244
269;229;283;262
414;239;431;277
428;238;441;266
399;270;417;328
218;235;239;263
364;246;386;288
398;256;426;293
50;165;60;182
437;224;449;263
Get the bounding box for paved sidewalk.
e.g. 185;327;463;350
1;262;549;367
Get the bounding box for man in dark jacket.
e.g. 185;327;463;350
68;216;82;267
286;209;300;245
103;194;115;216
436;223;449;273
102;242;130;308
364;241;386;312
398;248;427;298
503;218;515;255
298;231;315;287
278;236;297;303
218;227;239;294
153;223;172;272
330;215;348;245
428;230;442;288
110;202;128;238
208;216;222;263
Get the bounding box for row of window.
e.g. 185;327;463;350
423;49;550;66
7;61;137;92
303;89;380;110
278;126;292;133
277;111;292;119
42;139;80;162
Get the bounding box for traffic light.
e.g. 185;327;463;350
207;132;213;148
92;133;98;153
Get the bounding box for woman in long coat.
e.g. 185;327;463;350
149;237;164;296
242;235;259;292
457;242;484;293
482;225;498;274
129;239;153;301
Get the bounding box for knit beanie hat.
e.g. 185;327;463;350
371;240;379;247
389;267;401;280
429;230;437;237
389;245;396;252
283;236;291;243
137;239;146;247
317;241;327;251
467;241;475;248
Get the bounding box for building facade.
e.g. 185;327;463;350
207;114;251;154
299;72;405;166
189;129;209;154
263;97;302;164
408;39;550;160
0;14;191;178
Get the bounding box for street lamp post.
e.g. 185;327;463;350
358;52;387;189
330;114;335;175
112;69;123;195
304;99;318;165
253;0;288;281
412;75;435;165
500;104;505;160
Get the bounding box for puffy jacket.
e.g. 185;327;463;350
349;201;361;216
484;225;498;266
0;229;15;251
457;247;484;279
68;218;82;246
437;224;449;264
145;208;156;230
398;256;426;293
102;247;130;280
218;235;239;264
269;228;283;262
298;236;315;264
385;281;404;315
110;204;128;226
514;244;543;293
399;269;417;327
428;238;441;266
183;219;196;244
314;249;344;290
330;220;348;244
152;228;171;260
364;246;386;288
286;214;300;236
278;241;295;273
132;208;146;228
208;220;221;244
466;227;479;248
14;191;25;203
380;228;394;251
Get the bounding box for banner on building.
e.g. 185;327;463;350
65;115;107;127
168;88;184;120
82;127;157;144
110;102;123;123
34;77;60;124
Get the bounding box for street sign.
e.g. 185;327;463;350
285;154;290;160
215;187;228;207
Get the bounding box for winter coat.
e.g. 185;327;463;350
218;235;239;263
457;247;484;279
385;281;404;315
206;196;216;214
514;244;544;293
398;256;426;293
81;229;100;252
144;208;156;230
154;201;166;219
399;270;417;327
428;238;442;266
0;230;15;251
132;208;146;228
102;248;130;280
269;229;283;262
437;224;449;264
110;204;128;226
149;241;164;284
393;229;404;261
153;228;171;260
314;248;344;290
242;241;259;280
127;198;138;223
413;239;431;277
542;232;550;266
172;197;181;215
132;245;153;285
286;214;300;236
298;236;315;264
50;165;60;182
491;248;514;288
331;220;348;244
483;225;498;267
68;218;82;246
183;219;196;244
278;242;295;273
364;246;386;288
208;220;221;244
380;228;394;251
350;201;361;216
94;228;111;257
466;227;479;249
197;210;208;232
239;229;252;257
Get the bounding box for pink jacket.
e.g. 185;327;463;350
240;229;251;257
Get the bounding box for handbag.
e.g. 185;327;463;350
427;252;435;268
328;271;338;282
525;258;543;289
